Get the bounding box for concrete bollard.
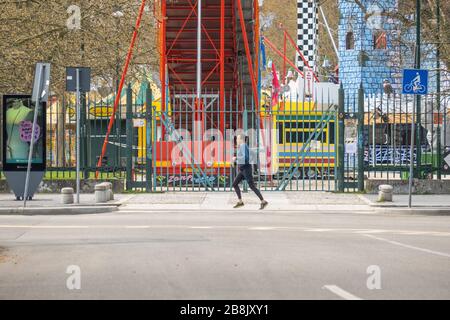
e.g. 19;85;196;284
61;187;74;204
95;183;109;203
378;184;394;202
103;182;114;201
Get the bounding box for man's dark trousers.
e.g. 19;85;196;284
233;164;264;201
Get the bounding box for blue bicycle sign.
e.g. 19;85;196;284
402;69;428;95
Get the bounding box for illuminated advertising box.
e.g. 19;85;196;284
2;94;46;171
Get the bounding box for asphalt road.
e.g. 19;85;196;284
0;208;449;300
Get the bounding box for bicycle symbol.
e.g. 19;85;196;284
404;72;426;94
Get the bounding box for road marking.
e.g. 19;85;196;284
189;226;213;229
0;225;449;237
0;225;91;229
303;228;335;232
364;234;450;258
323;285;362;300
396;231;432;235
114;194;138;205
125;226;150;229
353;229;386;234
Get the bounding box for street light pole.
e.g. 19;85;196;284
196;0;202;101
415;0;421;178
409;0;422;208
436;0;442;180
113;8;124;170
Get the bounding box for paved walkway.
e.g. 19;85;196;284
117;192;370;212
0;191;449;215
360;194;450;208
0;193;123;215
117;192;450;212
0;193;130;208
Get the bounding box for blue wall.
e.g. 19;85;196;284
338;0;398;97
338;0;445;98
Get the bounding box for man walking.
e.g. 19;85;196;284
232;134;268;210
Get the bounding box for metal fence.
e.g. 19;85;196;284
1;82;449;192
123;81;341;192
1;85;141;181
340;85;450;193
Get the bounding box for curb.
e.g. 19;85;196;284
374;207;450;216
0;206;118;216
118;208;375;214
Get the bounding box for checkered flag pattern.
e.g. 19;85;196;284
297;0;319;73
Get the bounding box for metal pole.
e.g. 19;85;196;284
196;0;202;184
219;0;225;135
319;6;338;59
337;83;345;192
146;84;153;192
23;66;43;207
436;0;442;180
415;0;422;178
357;83;364;192
76;68;81;204
408;0;421;207
126;84;133;191
196;0;202;100
409;98;416;208
372;110;376;168
437;127;442;179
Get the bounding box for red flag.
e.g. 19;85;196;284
271;62;281;107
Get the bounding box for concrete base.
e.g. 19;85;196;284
0;179;124;194
0;206;118;215
3;171;44;199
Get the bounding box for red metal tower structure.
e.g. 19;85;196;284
159;0;260;133
96;0;261;177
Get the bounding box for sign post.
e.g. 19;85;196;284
23;63;50;207
66;67;91;204
402;68;428;208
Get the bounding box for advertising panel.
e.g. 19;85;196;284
2;95;46;171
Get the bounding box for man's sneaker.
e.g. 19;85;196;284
260;200;268;210
233;201;244;208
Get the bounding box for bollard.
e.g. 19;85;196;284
61;187;74;205
378;184;394;202
103;182;114;201
95;183;108;203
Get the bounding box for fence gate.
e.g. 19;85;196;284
113;81;450;193
361;87;450;183
121;81;342;192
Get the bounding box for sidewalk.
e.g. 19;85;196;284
118;192;371;212
0;191;449;215
359;194;450;208
358;194;450;215
116;192;450;215
0;193;121;215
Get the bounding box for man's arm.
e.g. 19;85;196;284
236;144;246;165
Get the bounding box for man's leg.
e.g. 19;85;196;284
243;166;264;201
232;171;245;206
243;166;268;209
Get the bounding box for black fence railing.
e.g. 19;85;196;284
1;82;449;192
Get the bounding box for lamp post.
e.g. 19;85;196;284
436;0;442;180
112;9;124;96
113;8;124;169
409;0;422;207
415;0;421;178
